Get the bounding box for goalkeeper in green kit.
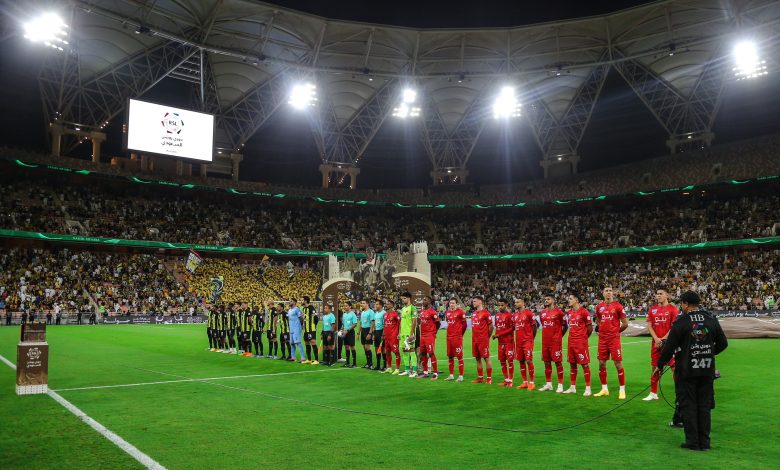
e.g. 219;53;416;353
398;292;419;377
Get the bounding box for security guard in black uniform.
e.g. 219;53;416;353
655;291;728;451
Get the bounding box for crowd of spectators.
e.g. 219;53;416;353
2;246;776;317
185;259;321;305
1;158;778;256
0;248;194;315
0;248;323;316
435;249;780;312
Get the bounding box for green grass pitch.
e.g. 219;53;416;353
1;324;778;469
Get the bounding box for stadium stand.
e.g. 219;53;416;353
0;246;777;317
4;131;780;204
435;249;780;312
1;155;778;255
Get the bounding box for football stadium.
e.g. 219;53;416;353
2;0;780;468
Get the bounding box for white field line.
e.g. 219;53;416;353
53;367;352;392
0;353;166;470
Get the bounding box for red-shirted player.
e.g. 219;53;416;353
564;292;593;396
492;299;515;387
594;286;629;399
418;296;440;380
444;298;468;382
513;298;537;390
643;287;679;401
470;296;493;384
382;300;402;374
539;294;567;393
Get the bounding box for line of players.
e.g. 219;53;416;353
206;297;322;363
205;286;679;401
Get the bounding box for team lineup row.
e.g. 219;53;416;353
204;287;679;401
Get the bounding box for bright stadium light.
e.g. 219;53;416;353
288;83;317;109
493;86;521;119
23;12;69;51
393;87;420;118
733;40;768;80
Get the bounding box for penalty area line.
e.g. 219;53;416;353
0;353;166;470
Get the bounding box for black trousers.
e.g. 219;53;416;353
676;376;715;449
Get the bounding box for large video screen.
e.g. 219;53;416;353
127;99;214;161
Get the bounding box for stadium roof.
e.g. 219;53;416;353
13;0;780;185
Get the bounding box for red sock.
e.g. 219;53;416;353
422;355;429;373
544;363;552;382
569;366;577;386
599;367;607;386
395;353;401;369
431;354;438;373
651;371;659;393
618;368;625;386
519;362;527;382
458;358;464;376
507;361;514;381
528;363;535;382
477;363;483;378
500;361;508;380
486;366;492;379
556;362;564;384
448;358;454;375
584;367;591;387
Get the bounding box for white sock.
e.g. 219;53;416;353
458;375;463;380
546;382;552;387
602;385;608;391
619;385;625;392
585;386;592;393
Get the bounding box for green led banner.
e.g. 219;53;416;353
7;155;779;210
429;237;780;261
0;229;360;258
1;229;778;261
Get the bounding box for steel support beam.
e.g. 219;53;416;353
613;48;728;153
419;84;492;182
310;79;397;167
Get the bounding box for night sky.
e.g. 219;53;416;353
1;1;780;189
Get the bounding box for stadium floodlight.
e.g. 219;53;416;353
23;12;69;51
392;102;420;118
733;40;768;80
493;86;521;119
288;83;317;109
393;87;420;118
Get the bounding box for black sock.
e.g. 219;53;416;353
366;350;373;366
273;342;278;356
346;349;351;364
352;350;357;366
259;341;264;356
313;344;319;361
305;344;312;361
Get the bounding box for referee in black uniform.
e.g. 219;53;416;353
656;291;728;451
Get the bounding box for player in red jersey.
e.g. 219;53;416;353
643;287;679;401
492;299;515;387
444;298;467;382
470;296;493;384
382;300;402;374
418;296;441;380
539;294;567;393
513;297;537;390
564;292;593;396
594;286;629;399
